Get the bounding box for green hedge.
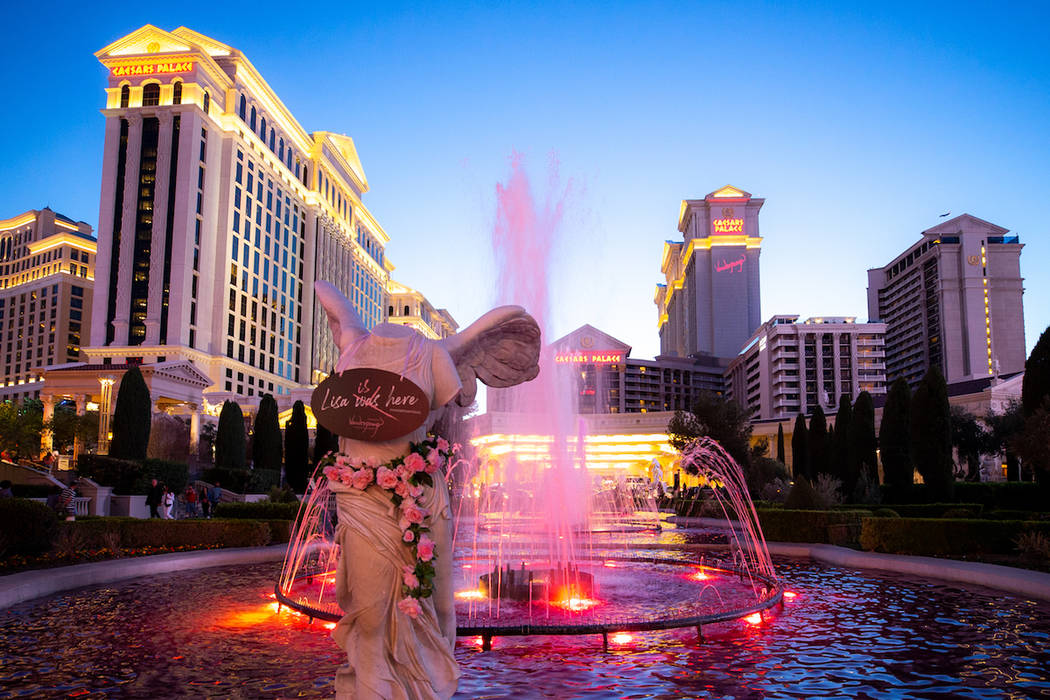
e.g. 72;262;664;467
213;502;301;520
53;517;273;549
757;509;871;546
881;482;1048;511
10;484;56;498
76;455;189;495
201;467;280;494
859;517;1050;556
0;498;58;554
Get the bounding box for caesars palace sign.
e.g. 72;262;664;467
111;58;195;78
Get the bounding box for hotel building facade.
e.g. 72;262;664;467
725;315;887;421
385;279;458;340
83;25;393;400
657;185;763;360
1;209;95;402
867;214;1025;389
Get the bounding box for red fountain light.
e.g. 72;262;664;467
784;591;798;599
744;612;763;625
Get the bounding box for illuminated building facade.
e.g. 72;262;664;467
385;279;458;340
726;315;887;421
488;325;726;414
88;25;393;400
867;214;1025;388
0;209;95;401
657;185;763;359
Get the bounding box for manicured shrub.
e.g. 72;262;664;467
873;508;900;518
76;454;145;494
0;498;58;554
201;467;279;494
284;400;310;492
887;503;982;519
109;366;152;461
252;394;282;472
213;502;301;520
784;476;820;510
757;509;870;546
911;367;953;500
860;517;1050;556
881;377;912;488
984;510;1035;521
54;517;278;549
791;413;808;480
215;401;247;471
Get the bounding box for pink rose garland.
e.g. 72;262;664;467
320;435;459;619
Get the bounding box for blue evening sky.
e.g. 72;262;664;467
1;2;1047;361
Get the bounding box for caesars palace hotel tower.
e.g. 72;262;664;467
657;186;763;360
88;26;392;400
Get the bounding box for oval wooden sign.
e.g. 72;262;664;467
312;368;429;442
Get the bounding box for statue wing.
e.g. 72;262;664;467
438;306;541;406
314;280;368;353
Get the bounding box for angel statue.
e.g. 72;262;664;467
313;280;540;700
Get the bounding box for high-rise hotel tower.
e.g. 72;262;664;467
657;186;763;360
867;214;1025;389
89;26;392;399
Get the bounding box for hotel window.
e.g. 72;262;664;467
250;106;257;130
120;84;130;108
142;83;160;106
203;91;210;113
260;117;267;141
239;94;246;121
172;81;182;105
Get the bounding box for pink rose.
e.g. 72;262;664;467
403;567;420;589
401;501;426;524
395;481;409;498
364;456;380;469
416;534;435;562
402;529;415;543
452;443;461;453
404;453;426;473
351;469;373;490
398;516;411;531
322;466;339;481
436;438;450;452
375;467;399;490
409;484;424;499
397;596;421;618
335;454;352;468
426;448;441;469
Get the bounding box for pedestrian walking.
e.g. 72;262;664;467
146;478;162;518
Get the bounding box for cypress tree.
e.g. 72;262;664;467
776;423;786;464
313;423;340;465
109;366;151;461
252;394;282;472
848;391;878;484
1022;324;1050;416
880;378;913;489
791;413;809;480
911;367;953;500
284;400;310;492
809;405;830;478
215;400;246;471
833;394;854;493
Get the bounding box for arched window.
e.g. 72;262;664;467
388;305;394;316
120;85;130;108
250;106;257;130
301;164;308;185
172;81;182;105
286;149;292;169
239;94;246;120
278;138;284;160
142;83;160;106
269;128;275;150
260;117;267;140
202;90;210;113
404;306;410;316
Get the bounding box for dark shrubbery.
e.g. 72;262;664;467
53;517;274;549
860;517;1050;556
201;467;279;494
109;367;152;461
882;482;1048;511
0;498;58;554
784;477;821;510
872;508;900;518
757;509;870;546
213;502;301;520
77;455;188;494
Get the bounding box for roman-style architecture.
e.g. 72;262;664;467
385;279;458;340
87;25;392;400
867;214;1025;388
725;315;887;421
0;209;95;402
657;185;763;360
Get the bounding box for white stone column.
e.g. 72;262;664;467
145;111;174;346
97;376;116;455
189;404;201;457
40;395;55;457
72;394;88;460
112;114;143;346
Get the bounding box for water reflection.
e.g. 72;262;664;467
1;558;1048;698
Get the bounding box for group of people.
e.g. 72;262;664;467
145;479;223;519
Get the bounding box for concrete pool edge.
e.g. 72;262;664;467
2;540;1049;610
0;544;288;610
